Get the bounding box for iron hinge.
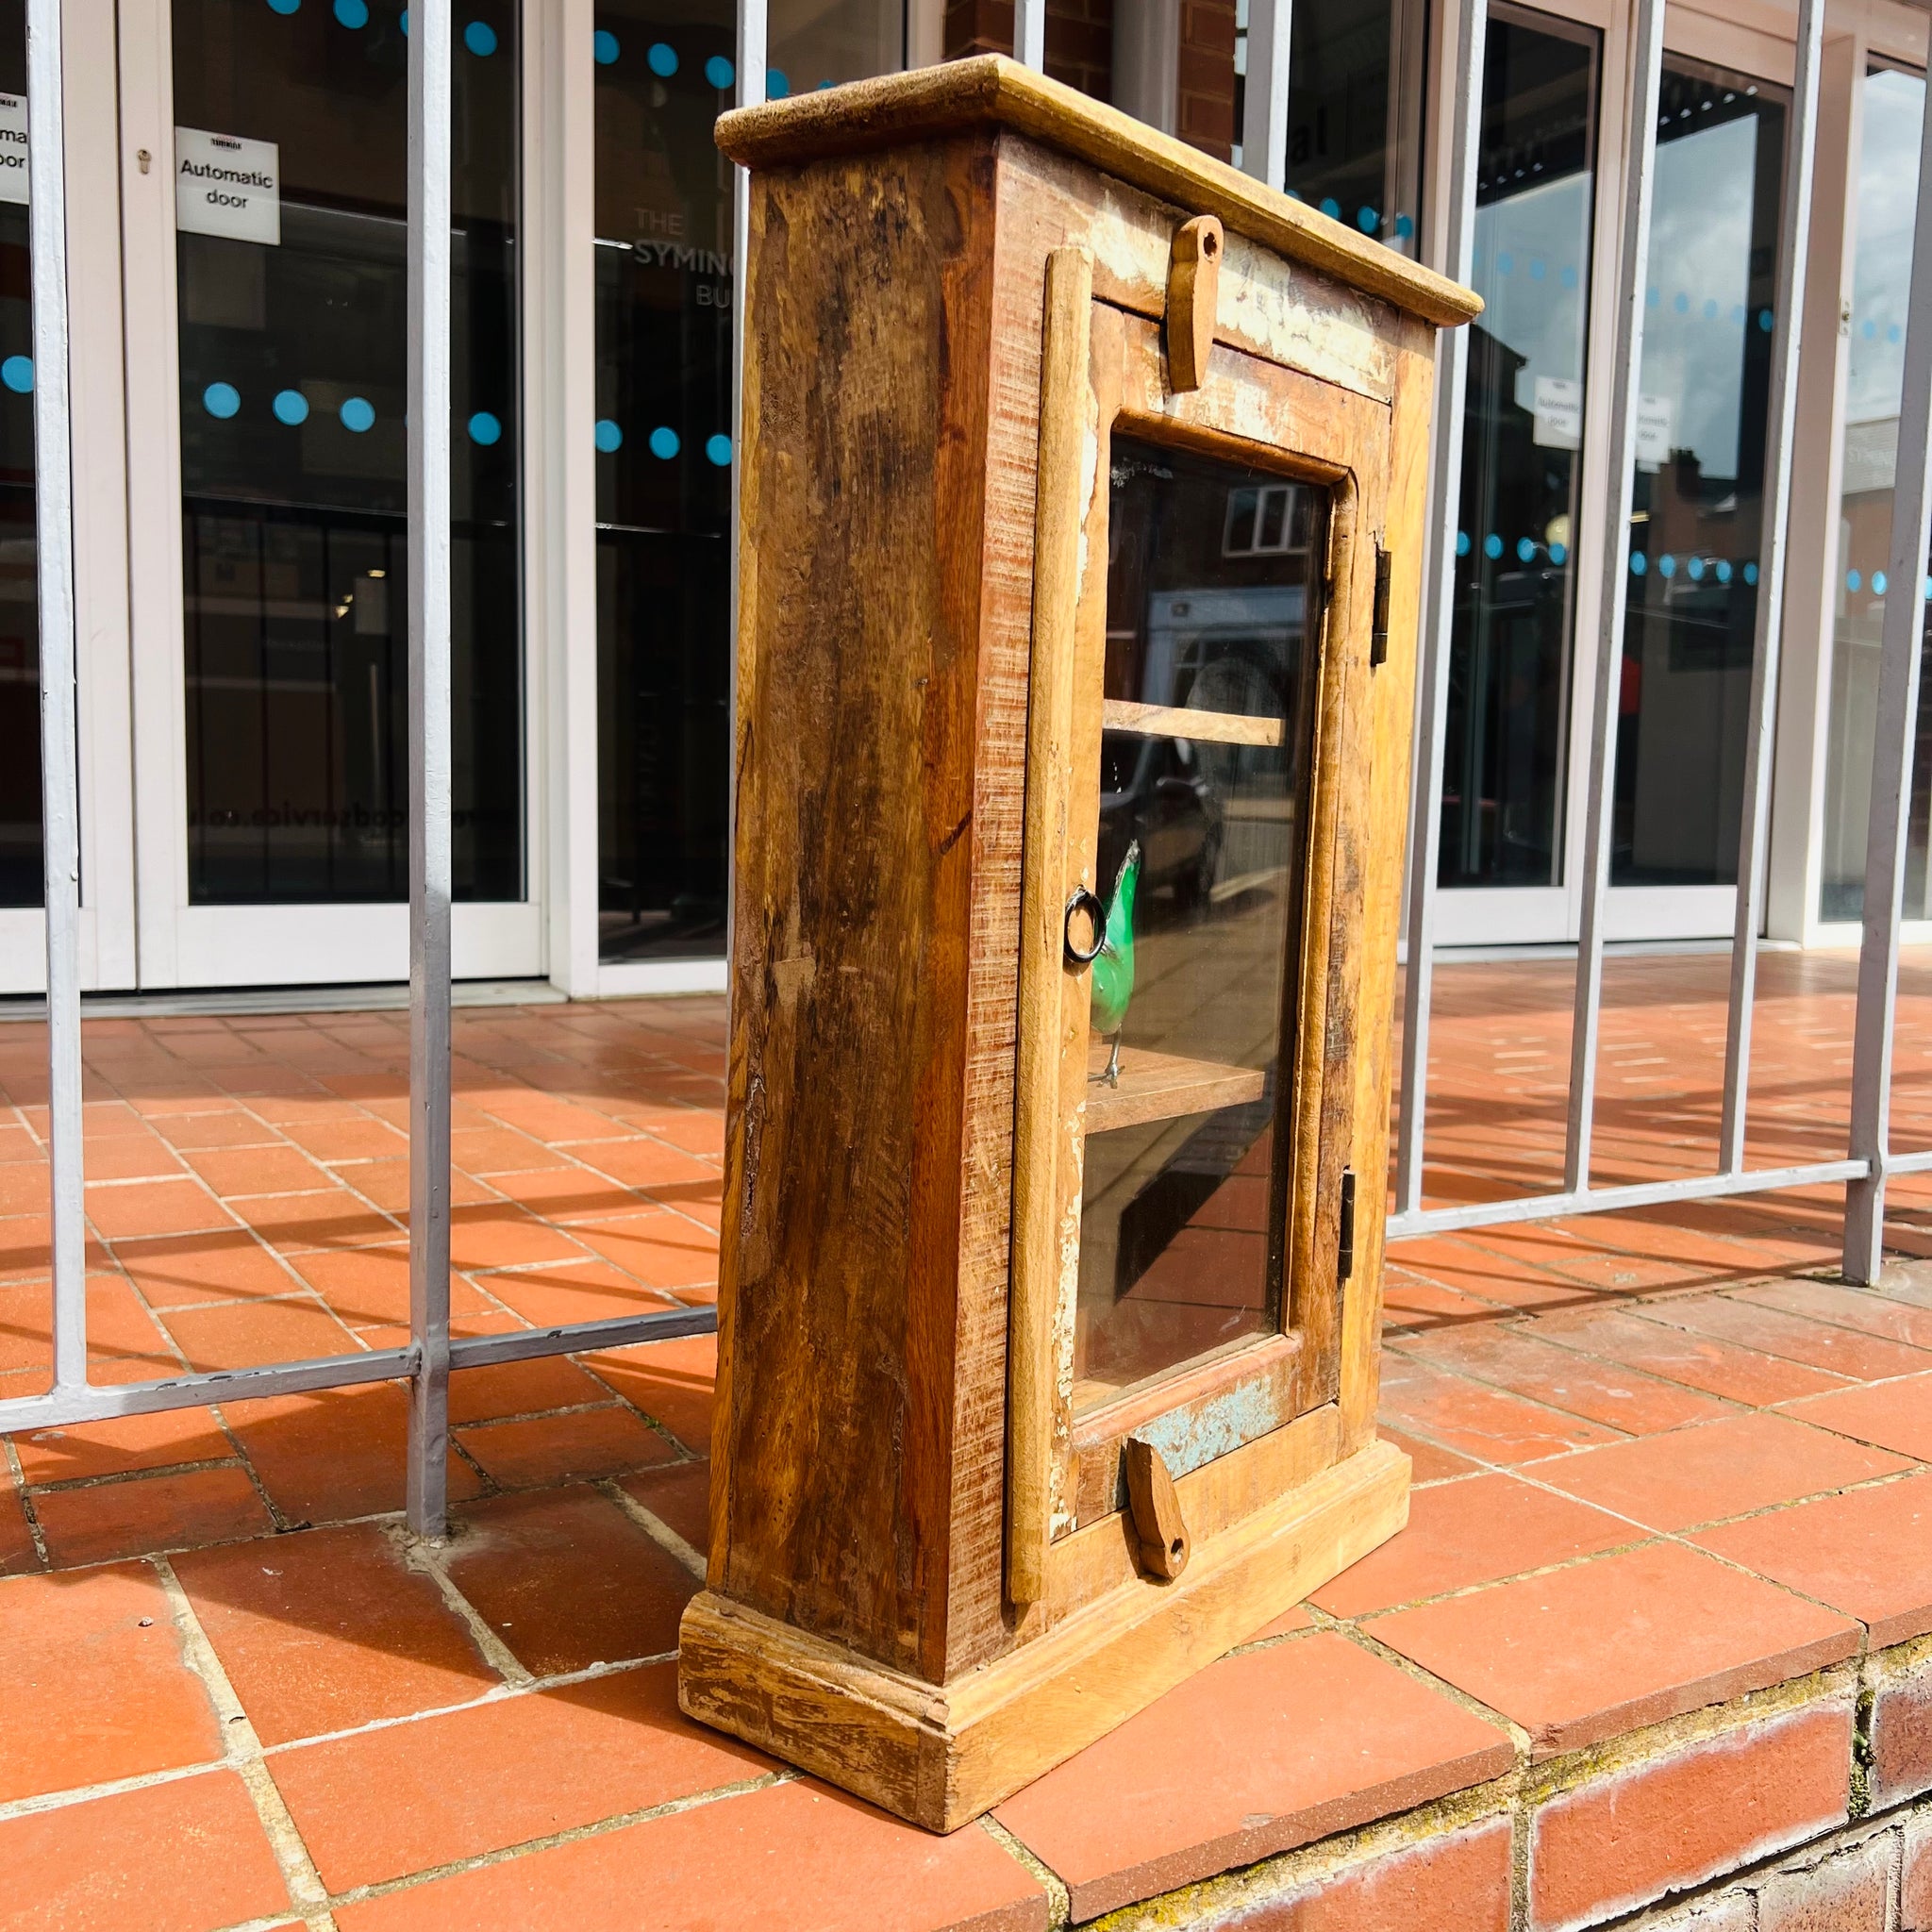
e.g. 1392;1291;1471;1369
1338;1166;1357;1283
1370;546;1391;666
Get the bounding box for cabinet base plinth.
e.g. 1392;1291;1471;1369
677;1436;1409;1830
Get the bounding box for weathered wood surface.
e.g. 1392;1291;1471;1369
1101;698;1282;745
1124;1439;1191;1578
1165;214;1222;392
715;57;1482;328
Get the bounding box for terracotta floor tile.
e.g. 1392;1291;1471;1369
334;1774;1044;1932
447;1353;610;1424
286;1243;493;1329
478;1164;641;1222
1731;1276;1932;1351
336;1158;496;1215
159;1296;358;1372
1394;1324;1734;1435
76;1130;187;1183
32;1465;274;1568
154;1108;280;1150
1377;1423;1483;1485
442;1485;698;1674
0;1563;222;1799
0;1460;34;1574
575;1136;720;1193
1694;1469;1932;1646
1371;1540;1860;1757
0;1771;291;1932
1525;1306;1852;1407
83;1178;228;1241
1380;1267;1506;1333
230;1188;399;1250
995;1629;1511;1920
13;1406;233;1485
222;1382;484;1524
474;1091;638;1144
1779;1372;1932;1460
180;1142;329;1198
450;1125;569;1174
275;1662;769;1891
175;1522;497;1743
1310;1471;1635;1618
580;1332;716;1453
620;1459;712;1558
443;1202;591;1271
457;1404;679;1489
569;1210;721;1290
0;1211;51;1281
480;1257;685;1328
1375;1355;1626;1466
1638;1293;1932;1382
281;1114;408;1161
112;1228;299;1309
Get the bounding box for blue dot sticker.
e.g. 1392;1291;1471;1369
1743;561;1759;586
203;381;241;419
1319;197;1341;220
1549;541;1568;566
1847;569;1863;593
1715;559;1732;584
272;388;309;425
333;0;368;25
1646;285;1660;307
1863;320;1878;341
1455;531;1471;558
468;409;502;445
594;29;621;64
1482;532;1503;560
1658;554;1677;578
1394;213;1414;239
266;0;300;14
1687;556;1705;581
400;7;408;28
1560;264;1577;290
464;19;497;56
1495;251;1513;276
1674;291;1690;313
339;395;375;433
1516;537;1536;562
1758;308;1774;332
594;418;623;453
766;67;790;97
0;355;31;394
1630;552;1648;576
706;433;733;466
1874;571;1890;596
705;54;734;89
1357;205;1378;234
648;425;680;459
647;40;679;75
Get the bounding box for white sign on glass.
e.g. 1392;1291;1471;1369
1635;393;1675;471
175;126;280;245
0;95;26;206
1530;375;1582;451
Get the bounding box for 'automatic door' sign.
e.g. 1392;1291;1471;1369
175;127;280;245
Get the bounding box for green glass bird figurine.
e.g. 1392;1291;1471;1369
1090;840;1141;1087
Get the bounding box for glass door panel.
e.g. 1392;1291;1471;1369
0;0;32;910
1072;437;1324;1410
170;0;523;907
1611;60;1786;888
1440;8;1597;892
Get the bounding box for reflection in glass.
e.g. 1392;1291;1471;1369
1613;63;1785;886
174;0;523;905
0;0;33;908
1073;438;1323;1409
1440;11;1595;888
769;0;901;93
1821;65;1932;922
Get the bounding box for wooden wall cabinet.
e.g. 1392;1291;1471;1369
679;58;1479;1831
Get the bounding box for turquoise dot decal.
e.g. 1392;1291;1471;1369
340;395;375;433
333;0;367;24
1689;557;1706;581
649;40;680;75
1715;559;1732;584
1560;264;1577;290
1549;541;1567;566
706;434;733;466
1742;561;1758;586
1482;532;1503;560
594;418;623;453
1890;325;1904;345
1357;206;1378;233
1645;285;1660;307
1394;213;1413;239
1516;537;1536;563
1528;258;1545;282
1874;571;1890;596
767;68;790;96
400;8;408;28
1863;320;1877;341
1495;252;1513;275
706;54;734;88
1847;569;1863;592
0;355;30;393
272;388;308;425
204;381;241;419
464;19;497;55
1658;554;1677;578
1630;552;1647;576
266;0;300;13
595;29;622;64
1674;291;1690;313
1319;197;1341;220
1455;531;1471;558
1758;308;1774;332
648;425;679;459
468;409;501;445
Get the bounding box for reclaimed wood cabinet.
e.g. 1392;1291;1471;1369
678;56;1480;1830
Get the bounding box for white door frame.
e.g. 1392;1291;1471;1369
115;0;542;990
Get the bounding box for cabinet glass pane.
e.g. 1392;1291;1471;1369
1072;437;1324;1411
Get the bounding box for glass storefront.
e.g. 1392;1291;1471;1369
0;0;32;910
172;0;524;906
1440;9;1596;890
1612;61;1785;887
1821;64;1932;923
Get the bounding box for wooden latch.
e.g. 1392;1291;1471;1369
1165;215;1222;393
1124;1438;1191;1580
1371;545;1391;665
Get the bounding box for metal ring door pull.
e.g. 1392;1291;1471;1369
1063;886;1106;966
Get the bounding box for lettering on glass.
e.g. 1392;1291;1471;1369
0;95;25;207
175;126;280;246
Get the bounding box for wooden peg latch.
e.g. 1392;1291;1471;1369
1124;1438;1191;1580
1165;215;1222;393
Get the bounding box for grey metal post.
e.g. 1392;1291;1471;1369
1563;0;1665;1194
1394;0;1486;1217
1241;0;1291;190
1719;0;1824;1174
406;0;454;1537
26;0;83;1391
1843;64;1932;1282
1014;0;1046;70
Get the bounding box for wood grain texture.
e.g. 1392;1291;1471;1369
1082;1045;1265;1134
1008;243;1094;1607
714;58;1482;328
679;1436;1409;1830
1165;214;1223;391
1124;1439;1191;1578
1101;698;1282;745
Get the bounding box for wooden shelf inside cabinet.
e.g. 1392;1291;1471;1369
1102;699;1283;748
1085;1045;1267;1133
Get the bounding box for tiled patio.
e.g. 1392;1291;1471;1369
5;953;1932;1928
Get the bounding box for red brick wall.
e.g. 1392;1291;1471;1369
1175;0;1237;162
941;0;1113;105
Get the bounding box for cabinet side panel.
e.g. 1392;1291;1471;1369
1340;316;1436;1449
717;137;998;1675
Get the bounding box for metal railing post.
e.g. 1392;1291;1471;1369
1014;0;1046;71
26;0;83;1394
1843;67;1932;1283
1241;0;1291;190
406;0;455;1537
1564;0;1666;1195
1719;0;1824;1175
1394;0;1486;1217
